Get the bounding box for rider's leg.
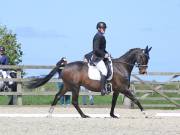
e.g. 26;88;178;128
96;60;108;96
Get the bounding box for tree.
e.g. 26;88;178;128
0;25;23;65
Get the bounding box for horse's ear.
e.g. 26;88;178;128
148;46;152;52
145;46;148;51
145;45;152;53
144;46;148;53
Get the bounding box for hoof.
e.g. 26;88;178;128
49;106;54;114
110;113;119;118
81;114;90;118
47;113;53;118
142;111;148;118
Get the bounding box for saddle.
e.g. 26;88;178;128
84;52;113;80
84;52;113;93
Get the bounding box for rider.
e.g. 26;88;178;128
92;22;110;96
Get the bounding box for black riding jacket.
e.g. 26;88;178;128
93;32;107;58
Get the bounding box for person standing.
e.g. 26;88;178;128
81;86;94;105
0;46;9;79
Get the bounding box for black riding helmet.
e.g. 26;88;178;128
96;22;107;29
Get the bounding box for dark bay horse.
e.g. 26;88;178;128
27;46;152;118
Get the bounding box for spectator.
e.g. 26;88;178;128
81;86;94;105
56;82;70;105
0;46;12;86
0;46;8;65
0;46;9;77
56;57;71;105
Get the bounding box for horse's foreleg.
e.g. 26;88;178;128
71;89;89;118
110;91;119;118
123;89;144;111
123;89;148;118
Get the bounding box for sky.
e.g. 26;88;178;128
0;0;180;78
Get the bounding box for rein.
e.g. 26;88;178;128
113;61;148;68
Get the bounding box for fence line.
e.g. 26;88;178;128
0;65;180;107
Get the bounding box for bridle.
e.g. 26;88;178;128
114;61;148;68
113;50;149;68
113;53;149;68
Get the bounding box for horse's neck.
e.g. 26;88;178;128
116;50;138;73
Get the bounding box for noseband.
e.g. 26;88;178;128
136;63;148;68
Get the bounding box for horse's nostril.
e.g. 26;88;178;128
139;70;147;74
142;71;147;74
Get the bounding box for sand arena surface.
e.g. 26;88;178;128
0;106;179;135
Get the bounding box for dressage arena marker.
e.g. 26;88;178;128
0;113;120;118
156;113;180;117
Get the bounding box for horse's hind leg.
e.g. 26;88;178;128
122;89;144;111
49;84;68;114
71;86;89;118
110;91;119;118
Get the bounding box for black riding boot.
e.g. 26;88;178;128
100;75;107;96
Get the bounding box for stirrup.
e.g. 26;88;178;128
106;83;112;94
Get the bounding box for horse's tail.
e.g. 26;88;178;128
26;59;65;89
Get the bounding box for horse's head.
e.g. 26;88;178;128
136;46;152;74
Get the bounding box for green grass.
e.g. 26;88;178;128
0;95;124;105
23;96;54;105
89;95;123;105
139;99;180;104
134;83;179;90
0;82;179;109
136;92;180;97
0;96;9;105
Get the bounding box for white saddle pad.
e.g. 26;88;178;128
88;60;113;81
88;65;101;80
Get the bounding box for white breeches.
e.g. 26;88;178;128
96;60;107;76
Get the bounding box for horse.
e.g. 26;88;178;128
0;70;17;105
27;46;152;118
